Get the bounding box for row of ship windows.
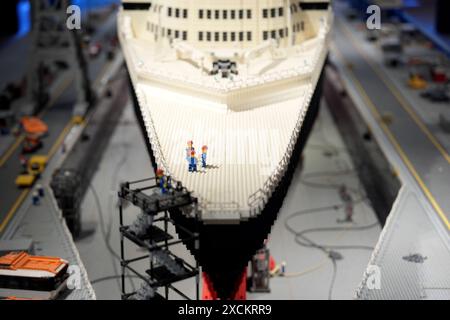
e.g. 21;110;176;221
166;7;286;20
148;25;302;42
293;21;305;32
163;2;328;20
262;7;284;18
167;7;188;18
166;8;253;20
262;28;290;40
199;31;253;42
198;28;292;42
148;23;188;40
198;9;252;20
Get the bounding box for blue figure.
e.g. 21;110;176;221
186;140;194;163
201;145;208;169
32;191;40;205
189;150;198;172
36;183;45;197
156;168;167;194
160;177;167;194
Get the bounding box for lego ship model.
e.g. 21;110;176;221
118;0;332;299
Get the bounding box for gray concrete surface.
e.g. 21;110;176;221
0;66;129;300
332;12;450;231
0;111;96;299
332;3;450;300
0;88;76;233
0;9;118;236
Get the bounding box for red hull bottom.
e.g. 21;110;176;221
202;269;247;300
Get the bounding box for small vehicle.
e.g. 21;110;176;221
431;66;448;84
0;251;69;300
408;74;427;90
21;117;48;136
399;23;418;44
22;135;43;154
15;155;48;188
421;88;450;103
20;117;48;153
381;37;403;67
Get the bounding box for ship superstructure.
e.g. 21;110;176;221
118;0;332;298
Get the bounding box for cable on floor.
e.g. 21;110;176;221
106;142;137;291
89;182;121;291
280;154;379;297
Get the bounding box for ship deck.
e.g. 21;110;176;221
136;82;312;221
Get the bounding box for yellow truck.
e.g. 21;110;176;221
408;74;427;90
15;155;48;188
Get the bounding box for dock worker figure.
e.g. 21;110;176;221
156;168;167;194
189;150;198;172
186;140;194;163
19;154;28;173
200;145;208;169
32;190;40;206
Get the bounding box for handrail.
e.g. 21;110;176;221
137;89;171;174
246;88;313;217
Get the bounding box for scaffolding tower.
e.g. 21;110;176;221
118;177;200;300
22;0;91;116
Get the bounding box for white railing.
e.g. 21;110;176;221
136;89;171;174
245;27;330;217
247;89;312;218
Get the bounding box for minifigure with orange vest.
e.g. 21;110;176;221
200;145;208;169
186;140;194;163
189;150;198;172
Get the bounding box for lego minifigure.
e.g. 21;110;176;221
19;154;28;173
189;150;197;172
32;191;40;205
156;168;167;194
281;262;286;276
36;183;45;197
186;140;194;163
200;145;208;169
